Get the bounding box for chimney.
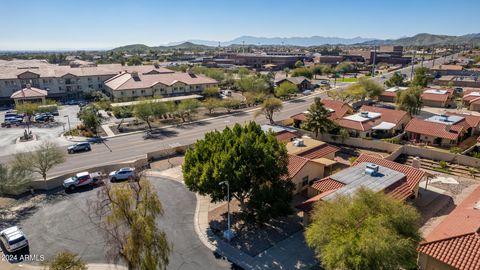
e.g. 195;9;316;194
412;157;421;169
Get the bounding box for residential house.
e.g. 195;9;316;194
379;86;408;103
461;88;480;111
421;89;455;108
275;76;313;91
404;114;478;147
417;185;480;270
434;75;480;89
261;124;298;143
335;105;410;138
285;137;339;193
104;70;218;100
290;99;353;128
297;154;427;221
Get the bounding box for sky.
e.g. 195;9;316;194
1;0;479;50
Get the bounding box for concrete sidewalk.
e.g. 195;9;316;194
0;261;126;270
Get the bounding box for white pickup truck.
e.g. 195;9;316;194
63;171;102;191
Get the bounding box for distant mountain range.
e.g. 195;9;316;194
110;33;480;53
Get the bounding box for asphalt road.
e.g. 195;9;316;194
0;54;458;177
20;176;233;270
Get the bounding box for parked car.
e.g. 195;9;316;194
34;113;54;122
0;226;29;252
320;80;330;85
67;142;91;154
4;116;23;124
109;167;136;182
302;90;312;95
50;110;59;116
63;171;101;191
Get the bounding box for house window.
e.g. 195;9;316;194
59;87;62;91
141;90;146;94
88;78;92;82
302;176;309;187
121;92;125;96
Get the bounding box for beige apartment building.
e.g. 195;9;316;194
104;70;218;100
0;61;215;104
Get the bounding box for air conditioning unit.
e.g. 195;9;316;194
365;163;379;176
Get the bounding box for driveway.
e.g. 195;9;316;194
20;177;232;270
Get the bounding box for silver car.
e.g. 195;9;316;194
109;167;136;182
0;226;28;252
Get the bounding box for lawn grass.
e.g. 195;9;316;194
335;76;371;83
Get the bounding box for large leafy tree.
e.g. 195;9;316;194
89;179;171;270
183;122;294;223
411;67;432;87
235;76;269;93
396;86;423;115
202;86;220;97
305;188;422;270
13;141;66;181
301;97;336;137
357;77;383;100
275;81;298;98
291;67;313;79
255;97;283;124
177;99;201;122
203;98;221;114
385;72;406;87
133;100;167;129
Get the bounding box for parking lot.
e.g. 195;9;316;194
17;176;232;270
0;105;81;157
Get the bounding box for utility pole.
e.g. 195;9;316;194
431;46;436;67
219;181;233;241
421;48;425;68
410;51;416;80
371;46;377;77
242;41;245;54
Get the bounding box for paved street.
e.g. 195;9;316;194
0;54;457;178
19;176;232;270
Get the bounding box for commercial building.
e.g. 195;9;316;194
208;52;307;70
104;70;217;100
349;46;411;66
0;61;207;105
418;185;480;270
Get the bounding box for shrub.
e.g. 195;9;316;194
439;160;448;170
348;156;358;164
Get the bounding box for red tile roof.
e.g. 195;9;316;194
336;106;410;132
446;112;480;129
405;118;463;140
354;154;425;193
286;154;310;178
300;154;425;210
296;144;339;159
275;130;297;143
290;112;306;122
421;89;453;103
418;186;480;270
380;91;397;98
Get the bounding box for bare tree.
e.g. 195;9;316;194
14;141;66;181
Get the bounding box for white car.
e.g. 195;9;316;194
109;167;136;182
0;226;28;252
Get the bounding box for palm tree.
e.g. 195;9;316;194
301;97;336;138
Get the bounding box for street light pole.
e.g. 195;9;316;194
219;181;233;241
64;115;72;139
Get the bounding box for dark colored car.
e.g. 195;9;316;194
67;142;91;154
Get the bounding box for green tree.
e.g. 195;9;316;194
312;65;325;79
15;102;40;133
203;98;221;114
385;72;406;87
411;67;432;87
255;97;283;124
183;122;294;223
221;99;241;113
275;82;298;99
291;67;313;79
44;251;87;270
357;77;383;100
305;188;422;270
89;179;171;270
294;60;304;68
235;76;269;93
177;99;201;122
301;97;336;137
335;62;355;77
396;86;423;115
126;56;143;66
13;141;66;181
0;163;32;196
133;100;156;129
78;105;103;134
339;128;349;143
202;86;220;97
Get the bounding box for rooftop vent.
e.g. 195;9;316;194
474;201;480;210
365;163;379;176
293;138;305;147
131;71;140;81
360;111;369;118
187;68;196;78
